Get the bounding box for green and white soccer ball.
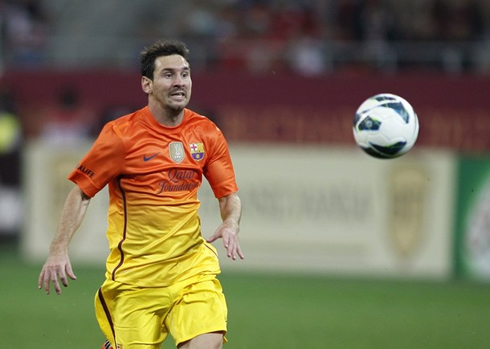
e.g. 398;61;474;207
353;93;419;159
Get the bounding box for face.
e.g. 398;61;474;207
142;54;192;113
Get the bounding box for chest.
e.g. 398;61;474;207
122;131;209;177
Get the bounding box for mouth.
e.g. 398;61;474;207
170;91;186;100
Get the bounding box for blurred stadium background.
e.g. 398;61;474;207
1;0;490;348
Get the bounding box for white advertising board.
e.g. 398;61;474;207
22;142;456;279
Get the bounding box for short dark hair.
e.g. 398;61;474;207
140;39;190;79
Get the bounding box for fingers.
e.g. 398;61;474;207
38;263;76;295
39;269;57;295
207;225;244;260
38;270;45;290
235;243;245;260
38;268;54;295
221;232;244;261
66;264;77;281
52;271;62;295
226;236;244;260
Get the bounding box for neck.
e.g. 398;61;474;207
148;104;185;127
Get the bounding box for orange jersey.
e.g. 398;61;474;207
68;106;238;286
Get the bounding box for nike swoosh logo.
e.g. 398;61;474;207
143;153;160;161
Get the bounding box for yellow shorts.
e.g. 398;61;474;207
94;275;227;348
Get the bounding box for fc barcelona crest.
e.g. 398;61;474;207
169;142;185;163
190;142;205;161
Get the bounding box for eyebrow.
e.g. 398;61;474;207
159;66;190;74
160;63;190;70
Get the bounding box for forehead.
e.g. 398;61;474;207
154;54;190;71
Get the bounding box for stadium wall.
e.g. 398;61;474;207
22;142;456;280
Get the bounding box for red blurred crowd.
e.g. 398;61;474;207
0;0;487;74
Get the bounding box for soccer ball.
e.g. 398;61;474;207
353;93;419;159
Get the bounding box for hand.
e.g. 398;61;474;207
207;220;244;261
38;253;77;295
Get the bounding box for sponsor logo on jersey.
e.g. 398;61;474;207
77;165;95;178
190;142;205;161
169;142;185;163
157;169;200;194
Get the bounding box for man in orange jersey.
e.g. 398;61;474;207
38;39;243;349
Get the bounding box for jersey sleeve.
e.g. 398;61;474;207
68;123;125;197
203;127;238;198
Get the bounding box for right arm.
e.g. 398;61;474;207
38;185;91;295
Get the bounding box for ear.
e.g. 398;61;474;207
141;76;152;94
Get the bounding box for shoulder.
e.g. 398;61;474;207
103;108;147;137
185;109;221;133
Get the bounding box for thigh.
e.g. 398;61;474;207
178;332;223;349
166;278;228;347
95;280;172;348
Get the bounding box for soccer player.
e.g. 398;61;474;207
38;39;243;349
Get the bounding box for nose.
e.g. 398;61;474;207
173;74;186;87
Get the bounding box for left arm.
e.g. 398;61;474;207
206;192;244;260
